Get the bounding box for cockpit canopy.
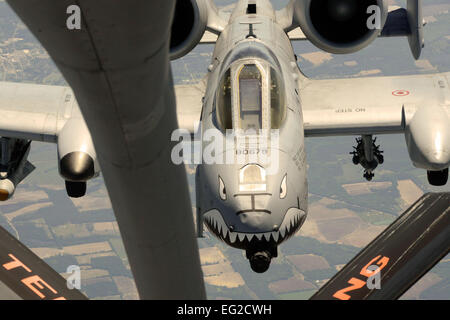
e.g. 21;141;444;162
216;58;286;132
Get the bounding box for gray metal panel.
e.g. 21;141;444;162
6;0;205;299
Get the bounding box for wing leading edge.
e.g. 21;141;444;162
0;81;74;143
0;80;205;142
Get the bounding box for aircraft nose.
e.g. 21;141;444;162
0;179;14;201
237;210;273;231
233;193;273;232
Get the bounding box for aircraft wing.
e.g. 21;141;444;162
300;72;450;137
0;80;204;141
0;81;73;143
311;192;450;300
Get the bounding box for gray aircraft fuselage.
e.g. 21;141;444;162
196;0;308;272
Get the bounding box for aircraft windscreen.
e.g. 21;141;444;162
239;64;262;131
270;68;285;129
215;63;286;131
216;69;232;130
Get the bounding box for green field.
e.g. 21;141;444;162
278;290;317;300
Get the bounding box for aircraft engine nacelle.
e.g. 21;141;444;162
294;0;388;54
57;118;99;185
405;105;450;171
170;0;209;60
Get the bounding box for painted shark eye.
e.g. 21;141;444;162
219;176;227;200
280;174;287;199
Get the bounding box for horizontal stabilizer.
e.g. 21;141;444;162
310;192;450;300
381;8;411;37
381;1;424;59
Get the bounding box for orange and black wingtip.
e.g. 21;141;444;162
311;192;450;300
0;225;88;300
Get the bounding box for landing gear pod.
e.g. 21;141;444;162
405;105;450;183
57;118;99;198
60;152;95;182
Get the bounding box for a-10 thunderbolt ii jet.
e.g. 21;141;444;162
0;0;448;273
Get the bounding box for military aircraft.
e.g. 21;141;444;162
0;0;449;280
174;0;449;273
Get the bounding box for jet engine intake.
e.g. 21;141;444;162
294;0;388;54
170;0;209;60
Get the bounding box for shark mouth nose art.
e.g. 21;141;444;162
203;208;306;247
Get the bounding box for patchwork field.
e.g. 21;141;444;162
342;181;392;196
286;254;330;272
269;277;316;294
298;197;386;247
397;179;424;208
62;241;112;256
